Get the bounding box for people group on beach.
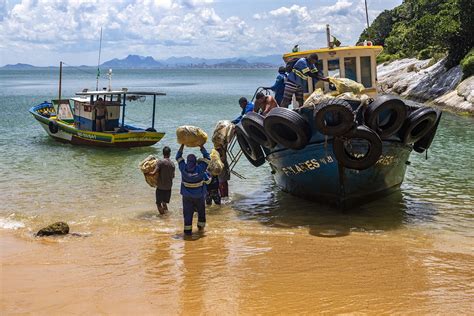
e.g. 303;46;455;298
152;54;326;238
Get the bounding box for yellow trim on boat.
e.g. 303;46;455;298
283;45;384;60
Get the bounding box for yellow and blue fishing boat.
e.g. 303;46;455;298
30;62;166;148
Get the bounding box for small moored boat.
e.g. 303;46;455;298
30;63;166;148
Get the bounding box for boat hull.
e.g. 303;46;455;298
30;105;164;148
266;139;412;208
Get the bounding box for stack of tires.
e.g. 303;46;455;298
236;95;441;170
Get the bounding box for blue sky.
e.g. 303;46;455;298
0;0;402;66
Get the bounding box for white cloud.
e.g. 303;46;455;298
0;0;394;65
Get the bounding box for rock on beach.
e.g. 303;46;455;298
36;221;70;236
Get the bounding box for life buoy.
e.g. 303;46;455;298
263;107;311;150
364;95;407;138
333;125;382;170
48;120;59;134
235;123;266;167
241;112;276;148
313;99;355;136
401;107;438;144
413;110;442;153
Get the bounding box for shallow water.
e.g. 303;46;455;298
0;68;473;314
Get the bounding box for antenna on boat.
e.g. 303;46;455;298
96;27;103;91
364;0;370;30
58;61;63;101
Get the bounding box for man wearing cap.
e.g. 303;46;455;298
264;66;287;105
176;144;211;236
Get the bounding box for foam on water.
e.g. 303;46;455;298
0;217;25;230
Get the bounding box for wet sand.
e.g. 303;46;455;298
2;224;473;315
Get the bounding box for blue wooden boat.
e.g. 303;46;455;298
234;44;441;207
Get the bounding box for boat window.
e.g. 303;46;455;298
360;56;372;88
328;59;340;77
343;57;357;81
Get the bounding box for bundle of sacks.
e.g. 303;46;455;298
303;77;369;108
139;155;158;188
211;120;235;149
176;125;208;147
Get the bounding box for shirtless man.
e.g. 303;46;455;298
94;97;108;132
254;92;278;116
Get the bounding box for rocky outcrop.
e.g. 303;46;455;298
377;58;473;114
36;222;70;236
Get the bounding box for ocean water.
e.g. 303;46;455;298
0;68;473;314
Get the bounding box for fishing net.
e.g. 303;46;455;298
176;125;208;147
211;120;235;148
208;149;224;176
139;155;158;188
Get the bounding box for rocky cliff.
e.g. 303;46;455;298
377;58;473;114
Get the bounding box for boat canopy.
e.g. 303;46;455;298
75;90;166;97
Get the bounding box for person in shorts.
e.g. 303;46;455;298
206;172;221;206
150;146;175;214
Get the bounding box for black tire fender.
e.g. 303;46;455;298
333;125;382;170
314;98;355;136
401;107;438;144
235;123;266;167
263;107;311;150
413;110;442;153
241;112;276;148
48;120;59;134
364;95;407;138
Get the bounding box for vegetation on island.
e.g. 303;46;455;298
359;0;473;77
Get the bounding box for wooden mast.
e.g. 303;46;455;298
58;61;62;101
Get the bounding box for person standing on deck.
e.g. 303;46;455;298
150;146;175;215
94;97;108;131
280;53;329;108
264;66;287;105
231;97;254;124
176;144;211;236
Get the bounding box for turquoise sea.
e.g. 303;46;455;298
0;68;473;314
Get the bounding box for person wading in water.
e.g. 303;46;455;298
150;146;175;214
176;144;211;237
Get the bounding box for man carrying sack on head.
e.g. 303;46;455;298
176;144;211;236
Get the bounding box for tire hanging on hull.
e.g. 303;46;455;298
333;125;382;170
235;123;266;167
48;120;59;134
241;112;276;148
400;107;438;144
264;107;311;150
313;99;355;136
364;95;407;138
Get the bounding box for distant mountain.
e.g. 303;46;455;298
101;55;163;68
1;54;284;69
2;63;36;69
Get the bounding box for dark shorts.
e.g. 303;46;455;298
156;189;171;204
96;115;105;120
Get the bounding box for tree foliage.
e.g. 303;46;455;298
359;0;473;70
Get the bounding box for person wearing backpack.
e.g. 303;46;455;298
280;53;328;108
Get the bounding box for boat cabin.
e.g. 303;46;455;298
71;92;121;131
283;45;383;98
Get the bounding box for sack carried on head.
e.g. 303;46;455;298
176;125;208;147
212;120;235;148
208;149;224;176
139;155;158;188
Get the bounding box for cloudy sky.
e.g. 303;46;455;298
0;0;402;66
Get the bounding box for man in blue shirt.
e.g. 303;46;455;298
280;53;328;108
264;66;287;105
176;144;211;236
231;97;254;124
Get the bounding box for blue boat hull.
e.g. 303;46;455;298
266;139;412;208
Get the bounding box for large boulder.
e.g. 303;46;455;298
36;221;70;236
